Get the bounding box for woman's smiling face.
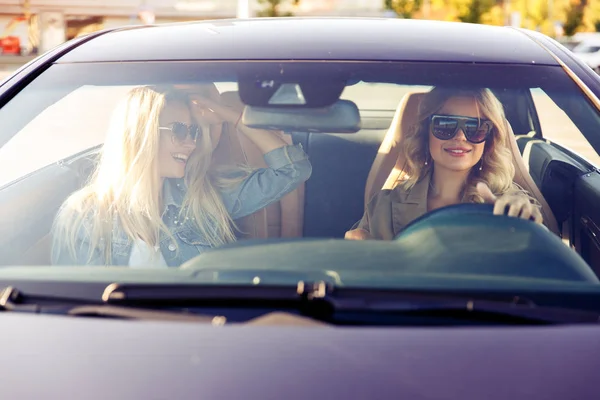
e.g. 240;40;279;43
428;96;487;173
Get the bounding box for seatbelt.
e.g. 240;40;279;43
562;218;572;248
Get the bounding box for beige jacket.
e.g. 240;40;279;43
353;173;549;240
354;174;432;240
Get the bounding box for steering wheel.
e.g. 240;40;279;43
180;203;597;283
391;203;598;282
395;203;533;240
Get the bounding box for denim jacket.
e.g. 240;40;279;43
51;144;312;267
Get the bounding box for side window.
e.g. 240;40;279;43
0;85;135;188
530;88;600;166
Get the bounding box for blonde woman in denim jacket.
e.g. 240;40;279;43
51;85;311;267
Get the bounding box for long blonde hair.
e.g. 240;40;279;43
53;85;247;264
398;86;532;203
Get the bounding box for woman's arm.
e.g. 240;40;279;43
345;201;375;240
218;144;312;220
190;94;311;220
190;95;288;154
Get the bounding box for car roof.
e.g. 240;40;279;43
58;17;558;66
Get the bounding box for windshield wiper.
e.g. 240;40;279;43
2;282;599;325
68;305;218;322
346;298;600;325
0;286;228;323
99;281;600;325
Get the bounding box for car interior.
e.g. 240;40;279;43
1;81;600;279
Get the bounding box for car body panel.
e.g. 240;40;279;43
1;312;599;399
57;18;558;65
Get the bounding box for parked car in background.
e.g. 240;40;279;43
571;34;600;72
0;18;600;399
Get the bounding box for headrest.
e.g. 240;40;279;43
365;91;426;204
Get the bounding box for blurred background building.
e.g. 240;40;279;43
0;0;599;65
0;0;387;56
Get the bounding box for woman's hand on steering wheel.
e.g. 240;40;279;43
476;182;543;224
344;228;374;240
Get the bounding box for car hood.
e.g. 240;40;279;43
1;312;598;399
1;265;600;293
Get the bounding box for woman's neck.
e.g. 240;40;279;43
429;165;470;204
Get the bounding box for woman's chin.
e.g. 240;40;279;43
436;159;478;173
161;166;186;180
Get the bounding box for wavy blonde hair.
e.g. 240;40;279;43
53;85;248;264
399;86;532;203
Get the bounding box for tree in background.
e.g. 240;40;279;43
452;0;496;23
418;0;498;23
563;0;587;35
257;0;301;17
384;0;423;18
479;2;505;25
583;0;600;31
383;0;600;37
508;0;560;36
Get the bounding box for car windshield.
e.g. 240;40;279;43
1;59;600;297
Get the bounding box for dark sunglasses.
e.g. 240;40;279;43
159;122;200;143
430;114;493;144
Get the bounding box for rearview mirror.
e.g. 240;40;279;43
241;100;361;133
238;74;346;108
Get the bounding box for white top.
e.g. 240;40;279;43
128;238;168;268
